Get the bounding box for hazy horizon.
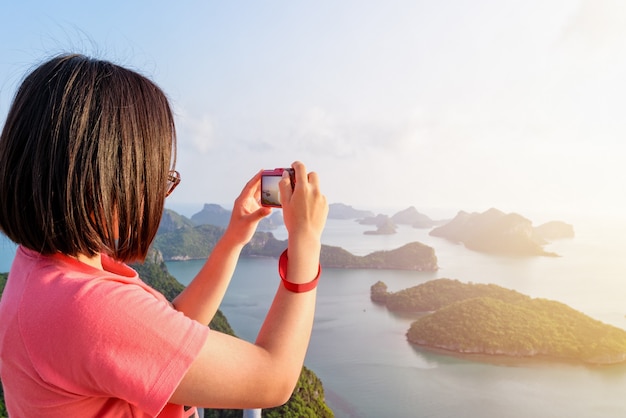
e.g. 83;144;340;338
2;1;626;222
164;199;611;230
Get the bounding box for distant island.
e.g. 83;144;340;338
168;203;283;231
371;279;626;365
360;214;396;235
154;208;439;271
391;206;448;229
180;202;451;237
321;242;438;271
328;203;375;219
359;206;448;235
429;208;574;257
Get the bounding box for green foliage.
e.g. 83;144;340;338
0;273;6;296
203;367;334;418
382;278;527;313
320;245;361;268
154;224;288;261
0;378;5;418
360;242;437;271
153;224;225;260
370;281;389;304
263;367;334;418
158;208;197;234
321;242;438;271
203;406;242;418
401;280;626;364
208;310;236;337
131;255;185;302
185;342;333;416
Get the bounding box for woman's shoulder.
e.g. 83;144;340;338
12;247;167;334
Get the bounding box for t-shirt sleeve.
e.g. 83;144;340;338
26;277;210;416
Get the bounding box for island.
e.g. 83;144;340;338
391;206;447;228
363;216;397;235
534;220;575;240
358;213;392;226
328;203;375;219
154;208;439;271
371;279;626;365
190;203;232;228
322;242;438;271
429;208;573;257
358;206;447;235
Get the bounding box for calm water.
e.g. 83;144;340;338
2;215;626;417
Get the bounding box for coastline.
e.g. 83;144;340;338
408;342;626;368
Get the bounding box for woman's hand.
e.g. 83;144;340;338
279;161;328;246
223;170;272;247
173;171;270;324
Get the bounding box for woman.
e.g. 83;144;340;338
0;54;327;417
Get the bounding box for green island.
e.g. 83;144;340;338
429;208;574;257
371;278;626;365
0;259;333;418
155;209;438;271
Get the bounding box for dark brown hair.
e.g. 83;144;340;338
0;54;176;262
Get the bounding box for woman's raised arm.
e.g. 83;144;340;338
169;161;328;409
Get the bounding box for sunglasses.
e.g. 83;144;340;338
166;170;181;197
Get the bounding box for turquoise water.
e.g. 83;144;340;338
166;217;626;418
0;234;16;273
3;216;626;417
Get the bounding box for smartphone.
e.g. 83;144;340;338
261;168;295;208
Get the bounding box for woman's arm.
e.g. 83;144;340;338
169;161;328;409
171;170;271;325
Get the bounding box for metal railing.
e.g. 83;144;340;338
197;408;261;417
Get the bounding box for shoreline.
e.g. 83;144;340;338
408;342;626;368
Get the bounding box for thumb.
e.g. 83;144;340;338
278;170;294;206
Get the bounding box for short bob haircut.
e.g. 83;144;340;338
0;54;176;262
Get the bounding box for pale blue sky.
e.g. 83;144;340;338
1;1;625;222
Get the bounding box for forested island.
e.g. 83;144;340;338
371;279;626;365
321;242;437;271
358;206;447;235
155;208;439;271
327;203;375;219
429;208;574;257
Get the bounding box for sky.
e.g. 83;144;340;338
1;0;625;222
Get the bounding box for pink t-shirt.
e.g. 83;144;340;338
0;246;210;417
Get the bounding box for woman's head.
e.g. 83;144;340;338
0;54;176;262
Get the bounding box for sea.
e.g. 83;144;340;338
2;212;626;417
